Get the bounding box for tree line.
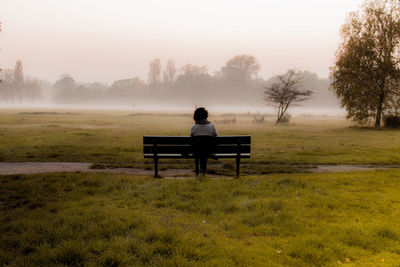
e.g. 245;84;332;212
0;55;338;126
0;60;42;103
50;55;266;106
1;55;334;111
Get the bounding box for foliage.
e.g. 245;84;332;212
330;0;400;126
175;64;211;90
383;113;400;128
110;78;143;91
52;76;144;104
264;70;313;123
220;54;260;82
107;78;144;102
0;61;42;103
53;74;76;91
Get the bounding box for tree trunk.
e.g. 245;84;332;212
276;105;283;123
375;109;381;127
375;94;384;127
276;115;281;123
276;109;284;123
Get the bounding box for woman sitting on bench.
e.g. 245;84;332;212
190;107;218;174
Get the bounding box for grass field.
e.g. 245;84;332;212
1;109;400;266
1;109;400;168
1;171;400;266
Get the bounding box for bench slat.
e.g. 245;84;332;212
143;136;251;145
144;153;251;158
143;144;250;154
143;136;192;144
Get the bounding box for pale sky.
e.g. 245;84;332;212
0;0;362;83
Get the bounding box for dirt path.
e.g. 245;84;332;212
311;165;400;173
311;164;400;173
0;162;193;176
0;162;398;176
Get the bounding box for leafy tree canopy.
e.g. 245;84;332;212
330;0;400;126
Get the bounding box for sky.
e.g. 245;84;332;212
0;0;362;84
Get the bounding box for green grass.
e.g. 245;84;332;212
1;110;400;167
2;109;400;265
1;171;400;266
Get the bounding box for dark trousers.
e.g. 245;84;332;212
192;136;214;175
200;156;208;174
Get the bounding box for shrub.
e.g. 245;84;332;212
253;112;265;123
216;114;236;124
383;114;400;128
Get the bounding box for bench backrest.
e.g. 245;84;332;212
143;136;251;158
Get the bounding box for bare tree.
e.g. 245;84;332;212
163;59;176;85
264;70;313;123
148;58;161;85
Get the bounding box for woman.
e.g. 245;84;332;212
190;107;218;174
190;107;218;137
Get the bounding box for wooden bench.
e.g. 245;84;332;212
143;136;251;178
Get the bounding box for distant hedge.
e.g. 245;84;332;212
383;114;400;128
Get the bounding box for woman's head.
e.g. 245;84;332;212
193;107;208;122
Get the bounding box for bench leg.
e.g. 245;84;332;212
154;157;159;178
236;157;240;178
195;157;199;176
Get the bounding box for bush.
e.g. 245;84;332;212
216;114;236;124
253;112;265;123
383;114;400;128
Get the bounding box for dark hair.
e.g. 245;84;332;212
193;107;208;121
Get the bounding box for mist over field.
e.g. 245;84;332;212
0;62;342;115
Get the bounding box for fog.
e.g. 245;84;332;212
0;0;361;115
0;58;343;115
